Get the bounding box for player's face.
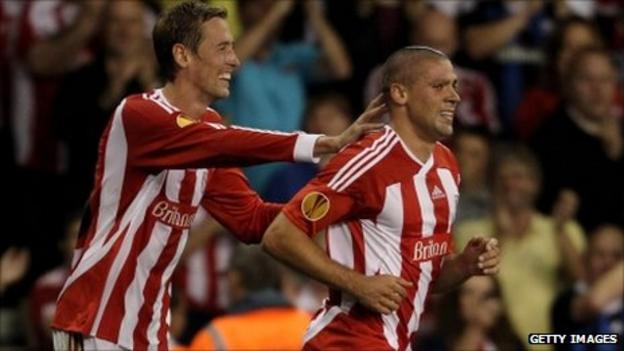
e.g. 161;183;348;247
405;59;460;142
189;18;240;101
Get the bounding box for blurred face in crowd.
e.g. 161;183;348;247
305;100;351;136
587;226;624;283
182;18;240;101
494;158;539;211
568;53;617;122
455;133;490;189
410;10;458;57
105;0;148;57
459;276;502;330
557;23;598;75
393;57;460;142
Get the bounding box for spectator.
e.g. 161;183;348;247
452;127;493;226
515;17;604;140
9;0;107;287
216;0;352;192
456;0;547;126
455;144;586;350
531;47;624;232
365;9;500;134
29;213;79;350
264;92;352;203
419;276;523;351
189;245;310;350
551;224;623;351
53;0;160;209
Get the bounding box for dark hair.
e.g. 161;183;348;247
381;45;448;93
541;16;603;89
436;277;523;351
152;0;227;81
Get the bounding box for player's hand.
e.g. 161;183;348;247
335;94;387;150
460;237;500;276
352;274;413;315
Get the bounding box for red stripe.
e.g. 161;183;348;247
396;179;421;350
96;215;159;341
132;228;183;349
349;221;365;274
157;284;172;347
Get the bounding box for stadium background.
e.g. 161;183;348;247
0;0;622;350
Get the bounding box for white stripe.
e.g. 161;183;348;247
94;101;129;247
165;170;185;202
146;229;189;345
187;248;207;304
365;183;404;349
408;261;432;333
89;175;167;335
12;63;33;165
205;122;226;130
336;136;399;192
406;161;436;333
303;306;343;343
437;169;459;232
117;222;173;348
191;170;208;207
155;89;180;112
328;128;391;189
148;96;174;114
327;223;354;270
57;104;135;298
230;125;293;136
59;173;163;300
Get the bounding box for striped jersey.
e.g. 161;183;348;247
283;126;461;351
52;89;320;350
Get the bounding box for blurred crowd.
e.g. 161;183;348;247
1;0;623;350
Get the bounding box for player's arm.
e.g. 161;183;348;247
432;237;500;294
262;213;411;315
200;168;282;244
124;95;385;171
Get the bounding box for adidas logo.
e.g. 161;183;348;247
431;185;446;200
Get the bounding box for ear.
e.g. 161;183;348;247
389;83;408;105
172;43;191;70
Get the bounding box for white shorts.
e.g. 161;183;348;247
52;329;128;351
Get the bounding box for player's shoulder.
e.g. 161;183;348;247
123;90;179;118
319;126;399;190
434;141;459;171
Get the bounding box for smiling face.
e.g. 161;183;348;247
403;58;460;141
185;18;240;101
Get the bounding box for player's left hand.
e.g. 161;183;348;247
460;237;500;276
335;94;387;150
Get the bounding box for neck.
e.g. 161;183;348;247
389;111;436;162
162;79;212;119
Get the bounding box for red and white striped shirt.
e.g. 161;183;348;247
283;126;460;351
52;89;320;350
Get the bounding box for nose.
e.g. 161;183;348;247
447;86;461;104
229;50;241;69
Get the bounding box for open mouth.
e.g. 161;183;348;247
218;72;231;83
440;111;454;121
